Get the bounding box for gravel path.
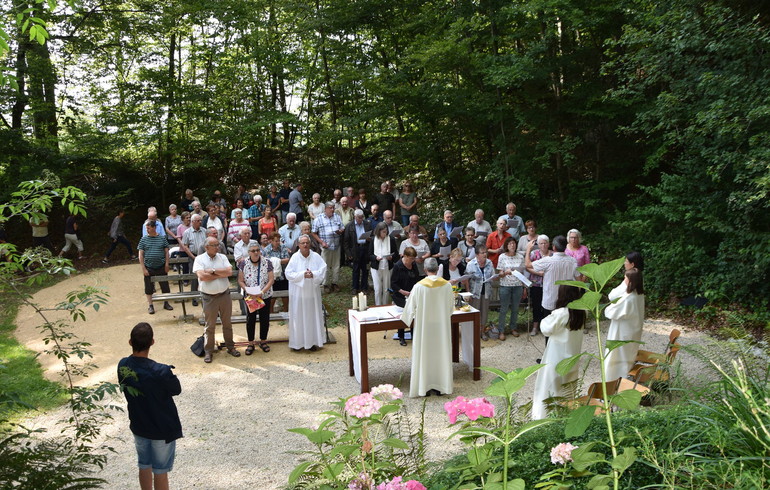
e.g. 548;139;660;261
15;265;707;489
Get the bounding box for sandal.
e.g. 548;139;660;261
259;342;270;353
245;345;255;356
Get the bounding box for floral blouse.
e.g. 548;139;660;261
238;256;274;298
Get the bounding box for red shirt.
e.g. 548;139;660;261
486;231;511;268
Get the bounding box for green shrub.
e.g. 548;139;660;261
425;404;711;489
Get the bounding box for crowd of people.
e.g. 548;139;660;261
106;180;647;488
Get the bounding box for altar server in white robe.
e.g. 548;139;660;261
531;285;586;420
401;258;455;397
285;234;327;350
603;268;645;381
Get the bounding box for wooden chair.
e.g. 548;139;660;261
628;328;681;384
569;377;651;414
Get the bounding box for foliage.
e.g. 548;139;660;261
607;0;770;309
441;365;548;490
658;339;770;486
287;384;428;489
427;404;708;489
0;179;119;488
552;257;642;490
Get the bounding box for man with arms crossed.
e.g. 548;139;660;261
193;237;240;363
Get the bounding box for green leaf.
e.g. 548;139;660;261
605;340;642;352
467;445;491;465
586;473;613;489
510;363;546;381
571;444;606;472
609;389;642;410
321;462;344;480
555;353;587;376
507;479;526;490
485;380;509;398
568;291;601;311
579;258;625;291
378;403;400;416
565;405;596;438
381;437;409;449
480;366;508;378
288;461;312;484
611;446;637;473
554;280;589;289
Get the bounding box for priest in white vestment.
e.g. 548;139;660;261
401;258;455;397
603;269;645;381
285;234;327;350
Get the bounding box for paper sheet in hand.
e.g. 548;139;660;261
389;230;403;239
450;227;462;238
245;286;262;295
439;245;451;259
359;230;373;240
506;218;518;230
513;270;532;287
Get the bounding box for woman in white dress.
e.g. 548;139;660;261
531;286;586;420
369;222;397;305
603;268;645;381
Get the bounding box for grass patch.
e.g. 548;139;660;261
1;277;69;418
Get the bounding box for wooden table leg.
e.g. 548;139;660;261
451;321;460;363
473;311;481;381
360;327;370;393
347;316;354;376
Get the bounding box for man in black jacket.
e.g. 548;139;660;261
118;323;182;490
343;209;373;294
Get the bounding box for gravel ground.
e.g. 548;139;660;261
14;264;708;489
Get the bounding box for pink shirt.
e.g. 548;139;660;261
565;245;590;267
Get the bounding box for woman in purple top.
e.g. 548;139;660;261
565;228;590;266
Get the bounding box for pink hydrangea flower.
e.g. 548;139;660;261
550;442;578;465
345;393;383;418
375;476;426;490
444;396;495;424
370;383;404;401
349;472;374;489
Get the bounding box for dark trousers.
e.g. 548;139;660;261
246;297;273;341
352;245;369;291
105;236;133;258
143;267;170;295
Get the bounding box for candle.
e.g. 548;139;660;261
358;291;366;311
352;296;358;310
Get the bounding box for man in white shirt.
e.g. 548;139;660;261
498;202;526;241
525;235;578;335
279;212;300;250
233;228;254;265
467;209;492;245
193;237;240;363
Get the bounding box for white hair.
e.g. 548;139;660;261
354;209;364;217
538;234;550;245
567;229;582;240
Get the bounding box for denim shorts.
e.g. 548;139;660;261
134;434;175;474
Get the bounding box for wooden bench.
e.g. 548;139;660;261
198;290;290;324
151;273;242;321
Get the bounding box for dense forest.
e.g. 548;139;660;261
1;0;769;313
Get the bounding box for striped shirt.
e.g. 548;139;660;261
138;235;169;269
533;252;578;311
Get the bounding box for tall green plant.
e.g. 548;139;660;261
0;177;119;488
553;258;643;490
